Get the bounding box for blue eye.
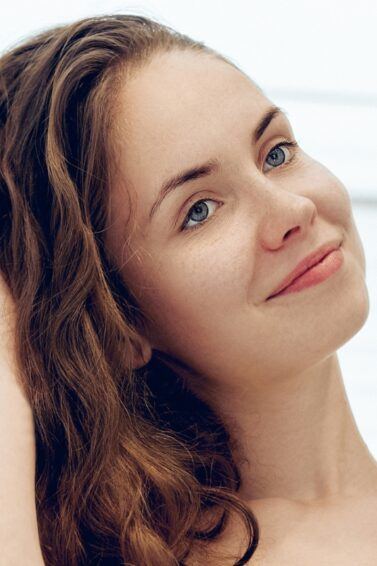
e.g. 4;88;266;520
263;141;298;172
266;146;285;167
181;199;218;232
180;140;298;232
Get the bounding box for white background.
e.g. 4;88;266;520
1;0;376;455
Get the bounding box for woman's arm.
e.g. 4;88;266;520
0;275;45;565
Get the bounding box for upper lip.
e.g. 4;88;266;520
267;240;342;299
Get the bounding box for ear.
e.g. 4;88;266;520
131;334;153;370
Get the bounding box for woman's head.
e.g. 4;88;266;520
106;48;368;401
0;14;261;566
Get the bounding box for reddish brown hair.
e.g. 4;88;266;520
0;14;259;565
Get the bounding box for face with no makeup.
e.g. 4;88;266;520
106;49;368;397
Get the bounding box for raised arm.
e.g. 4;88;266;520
0;274;45;565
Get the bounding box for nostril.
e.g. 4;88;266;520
284;226;300;241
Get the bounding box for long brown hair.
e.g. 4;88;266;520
0;14;259;565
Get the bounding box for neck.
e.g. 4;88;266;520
204;353;377;504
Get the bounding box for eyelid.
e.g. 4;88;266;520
180;198;221;232
262;139;298;172
260;137;297;166
175;190;218;229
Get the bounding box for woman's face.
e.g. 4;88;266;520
106;49;368;392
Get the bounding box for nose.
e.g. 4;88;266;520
259;190;317;251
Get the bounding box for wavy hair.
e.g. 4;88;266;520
0;14;259;565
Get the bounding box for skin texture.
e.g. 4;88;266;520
105;50;377;563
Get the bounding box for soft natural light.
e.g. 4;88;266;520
1;0;376;456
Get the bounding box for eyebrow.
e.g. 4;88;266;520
149;104;285;221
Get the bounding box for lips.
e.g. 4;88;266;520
267;240;342;300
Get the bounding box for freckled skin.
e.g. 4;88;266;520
107;50;366;385
105;50;377;563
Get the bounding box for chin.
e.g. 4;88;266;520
337;277;370;349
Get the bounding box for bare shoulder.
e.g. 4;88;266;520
251;494;377;565
185;494;377;565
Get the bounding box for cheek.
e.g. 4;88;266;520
137;235;251;347
326;182;353;229
312;163;366;271
309;160;353;227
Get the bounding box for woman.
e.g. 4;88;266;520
0;13;376;565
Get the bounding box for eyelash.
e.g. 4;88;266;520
180;140;299;232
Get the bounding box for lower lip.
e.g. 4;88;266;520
268;247;344;300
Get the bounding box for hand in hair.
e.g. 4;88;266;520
0;272;19;381
0;272;45;565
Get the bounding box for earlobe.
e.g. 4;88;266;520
131;335;153;369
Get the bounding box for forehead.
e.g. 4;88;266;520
115;49;268;169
